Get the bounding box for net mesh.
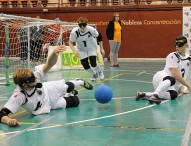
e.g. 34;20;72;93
0;14;77;85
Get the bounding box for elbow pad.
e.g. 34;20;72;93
0;108;11;122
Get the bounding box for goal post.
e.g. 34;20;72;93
0;14;79;85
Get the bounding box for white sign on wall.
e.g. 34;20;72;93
183;7;191;54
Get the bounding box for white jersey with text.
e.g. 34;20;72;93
4;68;67;115
69;26;99;52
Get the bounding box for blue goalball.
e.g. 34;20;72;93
94;85;113;104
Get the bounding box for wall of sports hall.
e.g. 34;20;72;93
0;1;190;58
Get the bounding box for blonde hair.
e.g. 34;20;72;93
77;16;88;23
13;69;33;86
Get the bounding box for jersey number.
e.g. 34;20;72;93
82;41;87;47
181;69;185;77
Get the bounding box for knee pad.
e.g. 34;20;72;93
64;96;80;108
163;76;176;86
89;56;97;67
81;58;90;70
167;90;178;100
65;82;75;93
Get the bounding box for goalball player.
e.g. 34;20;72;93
0;45;93;127
136;36;191;104
69;16;104;82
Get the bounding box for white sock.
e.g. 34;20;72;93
87;67;97;75
70;79;84;88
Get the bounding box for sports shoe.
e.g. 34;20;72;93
114;64;120;67
135;91;146;101
110;65;115;68
147;94;161;105
98;70;104;80
91;74;98;82
75;78;93;90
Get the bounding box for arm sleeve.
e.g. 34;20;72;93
0;108;12;122
4;91;25;114
106;22;111;39
97;33;103;43
69;28;77;43
89;26;99;37
34;67;46;82
166;53;179;68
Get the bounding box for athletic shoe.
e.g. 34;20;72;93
91;74;98;82
147;94;161;105
114;64;120;67
75;78;93;90
110;65;115;68
98;70;104;80
135;91;146;101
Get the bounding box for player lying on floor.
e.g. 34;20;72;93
136;36;191;105
0;45;93;127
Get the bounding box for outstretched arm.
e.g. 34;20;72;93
0;108;19;127
42;45;66;74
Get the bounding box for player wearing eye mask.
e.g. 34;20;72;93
0;46;93;127
69;16;104;82
136;35;191;105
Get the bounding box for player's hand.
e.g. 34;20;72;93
74;50;80;58
54;45;66;55
187;85;191;93
100;49;105;58
7;119;19;127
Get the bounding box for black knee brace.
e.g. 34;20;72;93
89;56;97;67
65;82;75;93
81;58;90;70
64;96;80;108
163;76;176;86
167;90;178;100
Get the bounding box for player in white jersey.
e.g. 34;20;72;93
0;46;93;127
69;16;104;81
136;36;191;105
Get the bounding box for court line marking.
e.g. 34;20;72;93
0;116;55;144
0;100;169;136
181;112;191;146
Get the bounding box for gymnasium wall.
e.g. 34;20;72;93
0;5;186;58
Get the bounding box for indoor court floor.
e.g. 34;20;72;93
0;60;191;146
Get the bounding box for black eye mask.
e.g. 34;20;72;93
175;41;185;48
78;23;87;28
25;73;36;84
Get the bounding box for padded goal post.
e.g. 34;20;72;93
0;14;78;85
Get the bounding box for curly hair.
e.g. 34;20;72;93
13;69;33;86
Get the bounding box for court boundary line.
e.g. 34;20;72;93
0;116;55;144
181;112;191;146
0;100;169;137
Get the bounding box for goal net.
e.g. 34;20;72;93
0;14;78;85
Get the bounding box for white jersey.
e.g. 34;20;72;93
153;52;191;91
4;68;67;115
69;26;99;52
